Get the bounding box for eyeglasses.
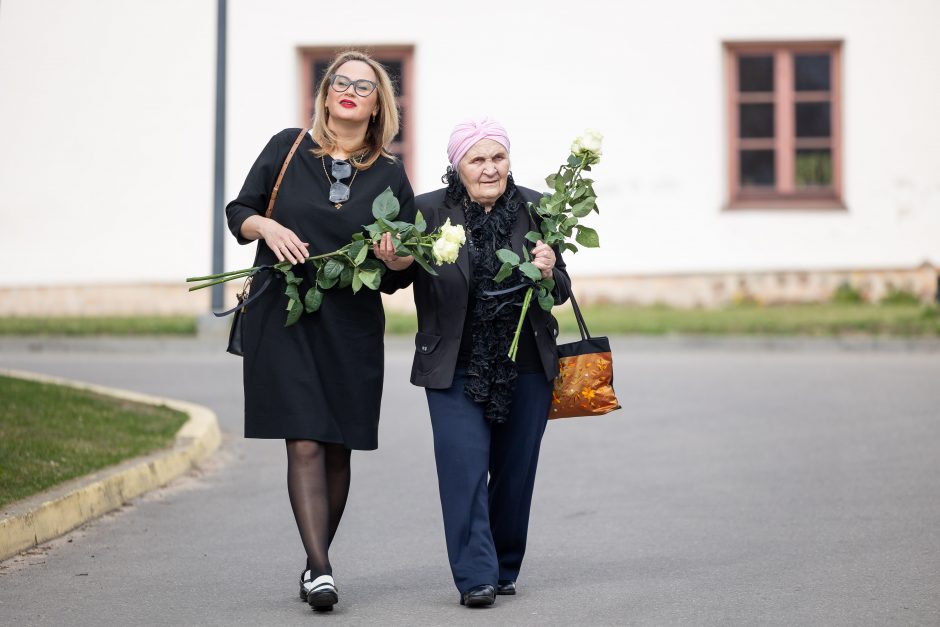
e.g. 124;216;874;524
327;159;356;204
329;73;378;98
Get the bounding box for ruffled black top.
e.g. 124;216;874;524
444;170;540;424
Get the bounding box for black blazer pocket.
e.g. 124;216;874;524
415;332;442;354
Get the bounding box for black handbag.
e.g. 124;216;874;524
548;287;621;419
218;128;308;356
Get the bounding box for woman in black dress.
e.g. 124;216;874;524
224;51;413;612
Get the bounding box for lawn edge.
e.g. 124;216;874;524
0;369;222;562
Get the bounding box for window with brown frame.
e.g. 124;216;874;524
299;46;414;181
725;42;843;209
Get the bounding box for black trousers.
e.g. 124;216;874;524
425;369;551;594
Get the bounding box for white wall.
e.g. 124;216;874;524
2;0;938;289
0;0;215;287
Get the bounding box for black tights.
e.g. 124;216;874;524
285;439;351;577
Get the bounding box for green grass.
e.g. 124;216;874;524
386;303;940;337
0;376;189;508
552;303;940;336
2;304;939;338
0;316;196;336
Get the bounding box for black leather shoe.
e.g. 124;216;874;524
460;584;496;607
496;580;516;595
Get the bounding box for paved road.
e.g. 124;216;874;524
1;338;938;626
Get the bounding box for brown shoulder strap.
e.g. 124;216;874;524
265;128;309;219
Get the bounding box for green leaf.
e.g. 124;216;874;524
575;225;600;248
554;175;566;193
495;248;520;265
371;186;400;221
493;261;513;283
411;252;438;276
323;257;345;279
351;268;363;293
562;216;579;229
317;272;338;289
525;230;542;244
285;297;303;327
570;197;595;218
338;266;353;288
567;154;581;167
414;210;427;233
358;268;381;291
519;262;542;283
538;293;555;311
351;232;365;241
563;168;574;184
285;283;300;304
353;241;369;265
282;269;302;286
364;222;384;238
564;242;579;254
304;288;323;313
360;258;384;272
541;278;556;292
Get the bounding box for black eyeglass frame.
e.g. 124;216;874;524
329;73;378;98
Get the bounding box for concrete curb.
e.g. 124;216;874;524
0;369;222;562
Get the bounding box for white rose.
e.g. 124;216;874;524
580;129;603;156
441;219;466;245
571;129;603;163
432;237;460;265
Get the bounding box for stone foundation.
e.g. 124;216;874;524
0;263;936;316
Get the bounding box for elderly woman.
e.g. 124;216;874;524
381;117;571;607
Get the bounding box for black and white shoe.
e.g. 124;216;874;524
299;569;313;601
302;573;338;612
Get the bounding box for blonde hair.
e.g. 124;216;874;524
310;50;399;169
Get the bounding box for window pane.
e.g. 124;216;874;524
795;149;832;187
795;54;830;91
313;60;331;96
738;55;774;92
796;102;831;137
378;59;403;96
393;118;405;143
740;150;775;187
739;103;774;138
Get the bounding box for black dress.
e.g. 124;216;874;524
225;128;415;449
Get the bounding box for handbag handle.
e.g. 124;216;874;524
265;128;309;219
559;272;591;340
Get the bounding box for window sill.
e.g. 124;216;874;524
725;195;846;211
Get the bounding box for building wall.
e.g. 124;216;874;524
1;0;938;305
0;0;216;287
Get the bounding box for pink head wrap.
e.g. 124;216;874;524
446;117;511;168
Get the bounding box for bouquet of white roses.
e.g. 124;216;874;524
492;130;603;359
187;187;464;326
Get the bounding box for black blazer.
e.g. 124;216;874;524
386;185;572;389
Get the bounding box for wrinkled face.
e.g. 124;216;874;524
457;139;510;208
325;60;379;125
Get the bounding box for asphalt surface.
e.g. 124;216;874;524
1;337;938;626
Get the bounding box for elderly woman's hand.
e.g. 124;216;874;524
531;240;556;279
373;232;414;271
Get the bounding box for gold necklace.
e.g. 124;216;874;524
321;156;359;209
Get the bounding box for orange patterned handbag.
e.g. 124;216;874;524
549;289;621;420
